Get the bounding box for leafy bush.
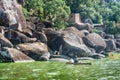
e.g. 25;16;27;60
23;0;70;29
103;21;116;34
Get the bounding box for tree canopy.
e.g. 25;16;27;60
23;0;70;29
23;0;120;33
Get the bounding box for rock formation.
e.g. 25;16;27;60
0;0;26;31
0;2;120;62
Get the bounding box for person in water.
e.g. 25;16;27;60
73;55;78;63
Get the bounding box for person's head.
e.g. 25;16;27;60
75;55;77;58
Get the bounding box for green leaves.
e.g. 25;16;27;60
43;0;70;29
23;0;44;21
23;0;120;32
23;0;70;29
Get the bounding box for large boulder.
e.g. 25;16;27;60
45;30;63;51
63;27;85;38
45;27;92;57
0;0;26;31
105;39;116;52
45;26;84;51
17;42;50;61
83;33;106;53
0;33;13;47
5;30;37;45
0;47;34;62
61;32;93;57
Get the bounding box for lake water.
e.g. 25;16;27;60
0;59;120;80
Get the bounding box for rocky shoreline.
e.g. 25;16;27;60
0;0;120;62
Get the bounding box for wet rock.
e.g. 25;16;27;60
50;55;71;60
17;42;50;61
0;0;26;31
78;57;94;60
91;53;105;59
50;58;69;62
83;33;106;53
0;47;34;62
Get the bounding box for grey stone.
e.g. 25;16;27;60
0;0;26;31
83;33;106;53
17;42;50;61
105;39;116;52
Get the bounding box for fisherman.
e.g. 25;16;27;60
73;55;78;63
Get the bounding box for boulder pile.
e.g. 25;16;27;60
0;0;120;62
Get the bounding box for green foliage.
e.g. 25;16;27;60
93;27;101;33
103;21;116;34
23;0;70;29
23;0;120;32
24;0;44;21
43;0;70;29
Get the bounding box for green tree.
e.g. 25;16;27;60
24;0;44;21
43;0;70;29
23;0;70;29
44;0;70;22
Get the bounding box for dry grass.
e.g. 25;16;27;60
107;52;120;59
